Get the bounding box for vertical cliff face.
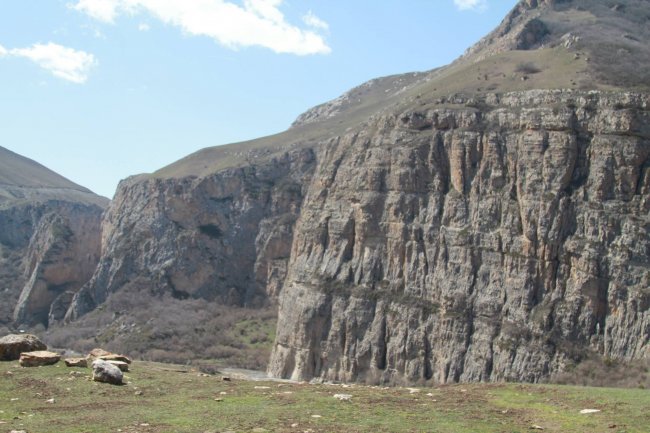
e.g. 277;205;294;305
65;148;316;321
0;146;108;331
12;202;104;327
268;90;650;383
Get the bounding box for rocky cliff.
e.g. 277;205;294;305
268;89;650;383
267;0;650;383
0;146;108;331
65;148;316;318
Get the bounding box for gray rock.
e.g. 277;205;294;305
0;334;46;361
92;359;123;385
269;90;650;385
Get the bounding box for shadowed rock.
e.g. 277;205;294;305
0;334;47;361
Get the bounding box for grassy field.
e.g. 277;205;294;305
1;360;648;433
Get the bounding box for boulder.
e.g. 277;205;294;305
65;357;88;368
87;348;113;359
0;334;47;361
98;354;132;364
92;359;123;385
106;360;129;372
87;348;132;364
19;351;61;367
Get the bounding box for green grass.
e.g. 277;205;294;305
1;360;648;433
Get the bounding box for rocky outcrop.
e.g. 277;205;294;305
0;146;108;330
65;148;316;320
268;89;650;384
12;202;104;327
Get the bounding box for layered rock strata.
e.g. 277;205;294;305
269;90;650;383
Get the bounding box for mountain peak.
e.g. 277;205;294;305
462;0;650;89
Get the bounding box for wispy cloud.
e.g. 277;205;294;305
72;0;331;55
303;11;329;31
1;42;97;84
454;0;488;11
138;22;150;31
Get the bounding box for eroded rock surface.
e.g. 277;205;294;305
269;90;650;384
66;149;316;320
0;146;108;330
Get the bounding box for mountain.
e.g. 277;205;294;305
54;0;648;382
0;146;108;332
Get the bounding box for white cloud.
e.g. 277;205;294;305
71;0;331;55
138;22;150;31
454;0;488;11
8;43;97;84
72;0;122;23
303;11;329;31
0;44;7;57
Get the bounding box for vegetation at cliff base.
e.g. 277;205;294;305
1;360;649;433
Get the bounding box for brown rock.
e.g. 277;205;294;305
87;348;113;359
19;351;60;367
0;334;47;361
98;354;132;364
64;357;88;368
106;360;129;372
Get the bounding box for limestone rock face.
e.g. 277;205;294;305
12;203;104;327
66;148;316;320
0;146;108;329
0;334;47;360
268;90;650;384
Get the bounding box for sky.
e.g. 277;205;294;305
0;0;518;198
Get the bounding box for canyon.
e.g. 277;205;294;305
1;0;648;384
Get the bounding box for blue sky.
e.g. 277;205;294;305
0;0;518;198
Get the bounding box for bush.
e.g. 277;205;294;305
515;62;542;75
551;356;650;389
44;288;278;371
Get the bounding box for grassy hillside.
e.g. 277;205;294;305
150;0;650;183
0;146;88;190
1;360;648;433
0;146;109;206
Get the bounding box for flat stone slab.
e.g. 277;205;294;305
65;357;88;368
19;351;61;367
106;360;129;372
98;354;132;364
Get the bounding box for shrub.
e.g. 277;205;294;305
515;62;542;75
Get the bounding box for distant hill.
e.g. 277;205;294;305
0;146;108;207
